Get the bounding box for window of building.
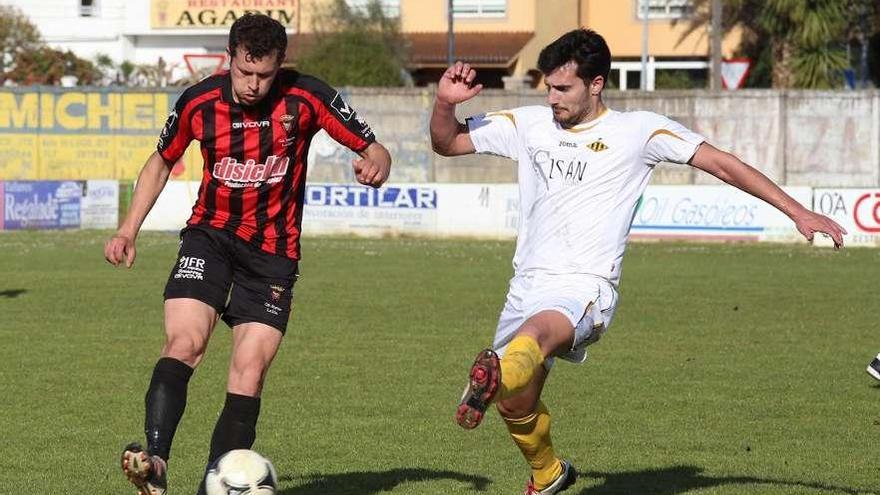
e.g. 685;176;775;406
453;0;507;18
346;0;400;18
635;0;693;19
80;0;98;17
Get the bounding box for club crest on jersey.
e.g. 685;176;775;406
269;284;285;301
587;140;608;152
279;114;296;132
213;155;289;187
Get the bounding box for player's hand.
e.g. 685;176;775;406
437;61;483;106
793;211;847;249
352;156;389;188
104;233;137;268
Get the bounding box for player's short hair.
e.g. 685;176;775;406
228;13;288;63
537;29;611;85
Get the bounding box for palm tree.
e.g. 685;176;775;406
677;0;850;89
844;0;879;88
762;0;848;89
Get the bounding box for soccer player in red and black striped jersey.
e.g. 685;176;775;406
104;13;391;495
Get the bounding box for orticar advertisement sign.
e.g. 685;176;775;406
141;182;442;234
3;181;82;230
151;0;299;30
303;183;439;235
813;189;880;247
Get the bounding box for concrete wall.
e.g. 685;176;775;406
0;86;875;187
319;88;880;187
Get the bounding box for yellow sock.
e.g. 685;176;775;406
503;400;563;489
498;335;544;401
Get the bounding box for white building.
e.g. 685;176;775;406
1;0;299;82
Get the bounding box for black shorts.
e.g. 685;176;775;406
163;225;299;334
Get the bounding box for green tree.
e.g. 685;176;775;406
0;5;42;82
678;0;851;89
295;0;408;87
762;0;848;89
7;46;100;85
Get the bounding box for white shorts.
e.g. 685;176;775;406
492;272;618;366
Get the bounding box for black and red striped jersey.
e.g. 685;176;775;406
157;69;375;259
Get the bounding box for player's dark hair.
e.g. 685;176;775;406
537;29;611;85
228;13;288;63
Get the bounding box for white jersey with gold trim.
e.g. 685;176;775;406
467;106;705;287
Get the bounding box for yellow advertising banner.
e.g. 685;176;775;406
151;0;299;30
0;134;38;179
0;89;204;181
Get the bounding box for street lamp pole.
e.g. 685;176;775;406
447;0;455;67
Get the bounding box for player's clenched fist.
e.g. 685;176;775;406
104;233;137;268
352;156;389;188
351;142;392;188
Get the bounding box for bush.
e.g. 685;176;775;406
7;46;100;85
295;0;407;87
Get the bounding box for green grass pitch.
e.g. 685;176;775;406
0;230;877;494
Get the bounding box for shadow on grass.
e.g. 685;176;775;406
278;468;491;494
0;289;26;298
580;465;872;495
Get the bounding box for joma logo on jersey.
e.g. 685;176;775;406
213;155;289;184
232;120;270;129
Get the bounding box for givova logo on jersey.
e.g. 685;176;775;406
212;155;290;187
232;120;270;129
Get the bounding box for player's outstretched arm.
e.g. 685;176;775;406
353;142;392;188
689;143;847;248
430;62;483;157
104;151;174;268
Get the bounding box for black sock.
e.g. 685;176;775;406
207;392;261;465
144;357;194;460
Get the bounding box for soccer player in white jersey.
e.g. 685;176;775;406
430;29;846;495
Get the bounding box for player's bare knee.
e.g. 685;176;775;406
162;332;208;366
227;366;267;396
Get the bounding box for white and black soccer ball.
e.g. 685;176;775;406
204;449;278;495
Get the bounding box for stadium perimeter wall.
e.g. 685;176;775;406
1;180;878;247
0;88;878;246
0;87;878;187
